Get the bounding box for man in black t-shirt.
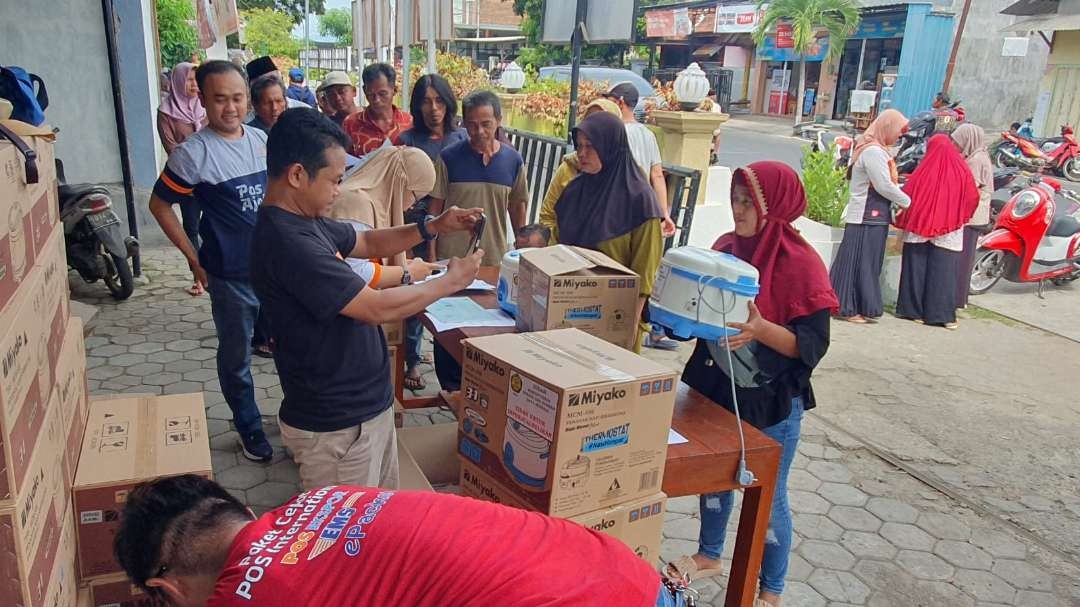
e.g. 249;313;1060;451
251;108;483;489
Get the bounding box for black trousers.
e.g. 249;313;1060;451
897;242;959;325
830;223;889;318
433;340;462;391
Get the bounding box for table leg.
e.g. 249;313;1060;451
724;481;778;607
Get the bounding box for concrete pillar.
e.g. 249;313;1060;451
652;110;728;204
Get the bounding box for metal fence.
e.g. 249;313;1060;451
299;47;351;72
644;67;734;112
503;126;702;251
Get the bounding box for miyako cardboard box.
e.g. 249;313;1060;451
517;245;640;350
54;317;89;484
87;574;149;607
0;397;71;607
0;226;68;502
73;394;213;579
0;120;58;319
457;329;677;518
460;460;667;564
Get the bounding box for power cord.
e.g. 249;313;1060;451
694;274;757;488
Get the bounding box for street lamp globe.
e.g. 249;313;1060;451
502;61;526;92
674;62;709;111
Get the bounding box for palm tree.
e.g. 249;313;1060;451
753;0;861;126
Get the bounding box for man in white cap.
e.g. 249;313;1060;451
317;71;359;127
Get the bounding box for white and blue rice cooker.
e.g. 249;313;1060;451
497;248;534;317
649;246;760;340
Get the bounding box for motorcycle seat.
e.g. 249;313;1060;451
58;183;110;201
1047;213;1080;237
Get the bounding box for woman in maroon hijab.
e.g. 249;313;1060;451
665;162;837;606
894;134;978;328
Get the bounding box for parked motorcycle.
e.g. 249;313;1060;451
970;174;1080;295
57;159;138;300
987;167;1023;227
991;125;1080;181
895;111;937;174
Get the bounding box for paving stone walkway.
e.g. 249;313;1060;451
72;247;1080;606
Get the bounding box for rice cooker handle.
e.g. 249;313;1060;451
0;123;38;184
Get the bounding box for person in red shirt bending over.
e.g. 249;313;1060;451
114;475;686;607
343;63;413;156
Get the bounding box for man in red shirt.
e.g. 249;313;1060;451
343;63;413;156
114;475;682;606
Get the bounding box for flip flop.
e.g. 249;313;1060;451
842;315;868;324
644;333;679;351
663;554;725;583
943;322;959;330
404;368;427;392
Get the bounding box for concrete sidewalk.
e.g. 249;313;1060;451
72;246;1080;606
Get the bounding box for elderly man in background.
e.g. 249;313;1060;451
343;63;413;156
317;70;359;127
247;75;288;134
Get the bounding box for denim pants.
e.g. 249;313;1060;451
404;316;423;368
697;396;804;596
179;199;201;250
654;581;688;607
206;276;264;436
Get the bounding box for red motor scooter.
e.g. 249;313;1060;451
970;174;1080;295
993;125;1080;181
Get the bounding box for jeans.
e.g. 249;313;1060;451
433;340;461;391
252;309;271;348
179;198;201;250
206;275;264;436
654;582;688;607
697;396;804;596
404;316;423;368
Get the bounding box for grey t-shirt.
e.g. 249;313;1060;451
625;122;662;177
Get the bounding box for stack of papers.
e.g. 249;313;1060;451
425;297;516;332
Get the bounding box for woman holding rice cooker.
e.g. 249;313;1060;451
663;162;838;606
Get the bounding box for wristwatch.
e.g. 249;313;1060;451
401;268;412;285
417;214;437;241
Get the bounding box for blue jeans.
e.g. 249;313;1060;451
698;396;804;596
404;316;423;368
206;276;264;436
655;581;688;607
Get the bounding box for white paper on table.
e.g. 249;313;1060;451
414;270;494;291
425;297;516;332
668;429;689;445
425;309;516;332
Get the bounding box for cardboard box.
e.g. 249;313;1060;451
76;588;91;607
54;318;89;485
87;574;149;607
456;329;677;518
0;121;58;321
517;245;640;350
397;439;434;492
397;423;458;486
0;226;68;502
0;400;69;607
460;460;666;563
73;394;213;579
382;320;403;346
40;505;79;607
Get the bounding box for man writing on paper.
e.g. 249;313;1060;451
251;109;483;489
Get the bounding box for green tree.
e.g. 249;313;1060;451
753;0;860;125
510;0;657;71
319;7;352;46
242;8;301;58
237;0;326;26
156;0;199;68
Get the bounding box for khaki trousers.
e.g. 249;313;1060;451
279;406;399;490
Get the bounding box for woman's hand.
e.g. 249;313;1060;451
724;301;765;351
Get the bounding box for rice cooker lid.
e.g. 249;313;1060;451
662;246;760;293
509;420;548;452
502;248;532;268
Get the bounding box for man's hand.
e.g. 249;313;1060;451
661;215;677;238
189;260;209;293
406;258;443;282
430;206;485;235
724;301;765;351
445;249;483;290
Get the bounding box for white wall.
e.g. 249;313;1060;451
1;1;123;183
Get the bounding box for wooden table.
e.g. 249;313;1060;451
420;273;783;607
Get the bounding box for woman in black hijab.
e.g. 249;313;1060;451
553;111;666;352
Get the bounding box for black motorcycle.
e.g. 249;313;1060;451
57;159;138;299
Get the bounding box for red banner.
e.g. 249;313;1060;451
776;21;794;48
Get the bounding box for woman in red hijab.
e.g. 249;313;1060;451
894;134;978;328
665;162;837;606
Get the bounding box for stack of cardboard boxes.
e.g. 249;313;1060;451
2;123;214;607
454;328;677;564
0;122;86;607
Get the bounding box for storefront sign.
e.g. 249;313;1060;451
757;34;829;62
713;3;765;33
852;13;905;39
674;8;693;37
645;9;675;38
776;22;794;48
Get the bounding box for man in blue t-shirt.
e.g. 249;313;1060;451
149;60;273;462
251;108;483;489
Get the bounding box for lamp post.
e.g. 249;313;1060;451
673;62;710;111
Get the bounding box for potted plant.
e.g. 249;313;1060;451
796;142;848;267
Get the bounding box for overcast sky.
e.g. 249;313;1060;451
290;0;352;43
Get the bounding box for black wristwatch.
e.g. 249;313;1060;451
401;268;412;285
417;214;437;241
